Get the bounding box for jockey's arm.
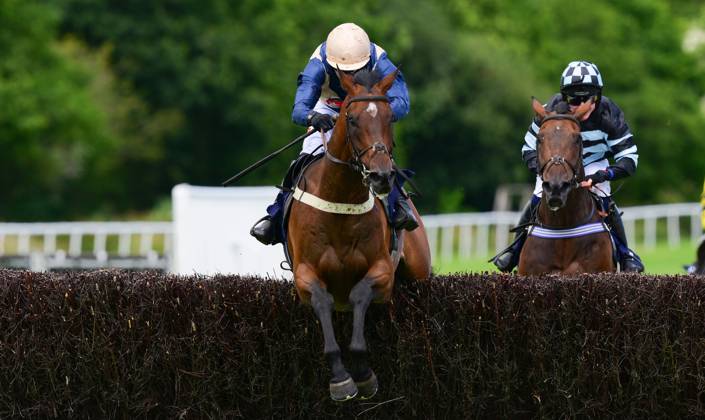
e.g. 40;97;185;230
603;100;638;181
521;119;541;174
291;57;326;126
373;51;410;121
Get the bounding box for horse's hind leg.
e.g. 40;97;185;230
348;277;380;399
397;200;431;280
309;282;358;401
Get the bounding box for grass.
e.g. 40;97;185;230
434;240;699;275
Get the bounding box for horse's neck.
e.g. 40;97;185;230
539;188;596;228
312;128;370;203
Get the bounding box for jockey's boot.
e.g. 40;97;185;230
492;197;538;272
250;216;277;245
393;198;419;231
606;203;645;273
250;153;315;245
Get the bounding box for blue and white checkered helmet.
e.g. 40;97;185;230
560;61;603;91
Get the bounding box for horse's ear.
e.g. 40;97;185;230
532;97;547;119
572;97;595;120
377;68;399;94
338;67;356;94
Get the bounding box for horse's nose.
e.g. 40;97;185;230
543;180;571;196
543;180;570;210
367;170;393;194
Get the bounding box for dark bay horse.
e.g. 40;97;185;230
287;69;431;401
518;98;615;275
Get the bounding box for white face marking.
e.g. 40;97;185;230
366;102;378;118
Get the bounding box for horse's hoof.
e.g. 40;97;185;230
329;377;358;402
355;371;378;400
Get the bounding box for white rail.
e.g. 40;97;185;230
0;202;700;271
0;222;172;271
423;202;702;262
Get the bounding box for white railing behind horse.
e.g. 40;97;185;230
423;202;701;262
0;222;172;270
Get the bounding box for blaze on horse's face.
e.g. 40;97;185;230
532;98;593;211
338;69;398;195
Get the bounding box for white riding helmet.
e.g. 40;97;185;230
325;23;371;71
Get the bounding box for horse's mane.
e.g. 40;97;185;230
353;69;383;92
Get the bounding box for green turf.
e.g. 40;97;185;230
434;240;699;274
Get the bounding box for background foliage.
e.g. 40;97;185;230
2;0;704;219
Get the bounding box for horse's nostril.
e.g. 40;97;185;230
369;171;392;183
548;197;563;209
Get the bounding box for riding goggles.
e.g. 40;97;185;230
562;88;600;106
563;93;597;106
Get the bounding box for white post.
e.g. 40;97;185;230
644;217;657;250
495;223;509;253
459;225;472;259
667;214;679;248
139;233;153;256
476;223;489;258
692;214;701;244
118;233;131;257
44;233;57;254
427;227;437;263
94;233;107;257
18;233;30;255
440;226;454;262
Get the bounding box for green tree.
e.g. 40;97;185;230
0;1;120;219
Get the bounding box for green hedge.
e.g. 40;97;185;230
2;269;705;418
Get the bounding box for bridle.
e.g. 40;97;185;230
536;114;583;188
323;95;393;186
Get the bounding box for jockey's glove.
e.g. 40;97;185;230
584;169;612;185
308;111;335;132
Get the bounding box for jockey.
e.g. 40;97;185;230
250;22;417;245
493;60;645;273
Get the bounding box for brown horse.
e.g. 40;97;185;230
518;98;615;275
287;69;431;401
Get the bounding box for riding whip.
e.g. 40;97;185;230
221;129;318;186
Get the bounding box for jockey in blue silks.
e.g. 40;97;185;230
250;22;417;245
492;60;645;273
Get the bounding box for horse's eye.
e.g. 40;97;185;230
347;115;358;127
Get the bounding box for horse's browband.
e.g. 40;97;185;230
346;95;389;107
540;114;580;127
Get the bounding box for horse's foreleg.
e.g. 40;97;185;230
309;281;358;401
348;277;381;399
